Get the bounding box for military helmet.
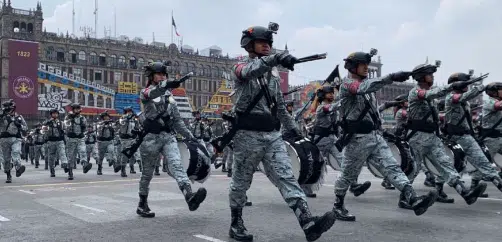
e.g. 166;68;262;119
485;82;502;93
343;52;372;71
240;26;274;48
100;111;110;118
192;110;200;116
316;85;335;100
144;61;170;77
411;64;438;81
2;99;15;108
70;103;81;110
447;72;471;84
123;106;133;114
394;93;408;102
49;108;59;114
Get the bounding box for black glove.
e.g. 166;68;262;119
385;101;402;108
389;71;411;82
163;80;181;89
451;81;470;90
276;53;298;71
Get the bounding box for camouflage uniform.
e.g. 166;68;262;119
84;129;98;163
408;84;487;204
64;113;92;175
26;134;34;164
191;119;214;160
96;118;117;174
32;128;46;168
482;97;502;168
0;110;27;182
43;117;69;178
117;113;142;176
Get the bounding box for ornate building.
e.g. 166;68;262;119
0;2;236;120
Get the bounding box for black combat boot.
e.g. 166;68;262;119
35;160;39;169
50;167;55;177
162;163;167;172
113;162;121;173
83;161;92;174
44;161;48;170
227;169;232;177
136;194;155;218
68;168;74;180
435;183;454;203
181;184;207;211
381;178;395;190
333;194;355;221
154;166;160;176
471;179;488;198
245;196;252;206
30;158;34;165
398;192;413;210
138;160;142;172
215;162;222;169
349;181;372;197
229;207;253;241
121;165;127;177
306;193;317;198
62;163;69;173
15;165;26;177
222;163;227;172
130;164;136;174
293;199;336;242
97;164;103;175
453;180;487;205
424;171;435;187
492;177;502;192
5;171;12;183
402;185;437;216
108;160;114;167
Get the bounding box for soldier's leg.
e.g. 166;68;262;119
57;141;71;180
106;141;120;173
458;136;502;193
96;142;106;175
10;138;26;178
162;134;206;211
43;144;49;170
115;141;127;177
424;136;487;205
260;137;336;241
85;144;92;163
78;139;92;173
34;145;41;168
29;145;35;164
137;134;159;218
65;140;76;170
133;148;141;173
226;148;234;177
1;139;11;183
333;137;373;221
47;142;57;177
154;156;161;176
330;146;371;196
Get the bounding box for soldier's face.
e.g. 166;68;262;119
356;63;369;77
51;113;58;119
286;106;293;112
104;116;110;120
73;108;81;114
325;92;334;100
153;73;167;83
403;101;409;108
253;40;271;56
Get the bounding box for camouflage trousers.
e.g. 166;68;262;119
86;143;97;162
230;130;306;208
450;135;500;181
0;137;22;172
408;132;460;186
29;145;34;161
335;131;410;196
118;138;141;166
315;134;360;184
197;139;214;158
66;137;88;168
97;140;116;165
33;144;44;165
47;140;68;169
138;131;190;196
222;146;233;168
484;137;502;169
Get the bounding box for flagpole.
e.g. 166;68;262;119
171;10;174;44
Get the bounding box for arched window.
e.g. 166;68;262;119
78;51;86;60
27;23;34;33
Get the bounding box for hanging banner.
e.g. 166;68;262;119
8;39;39;114
279;71;289;93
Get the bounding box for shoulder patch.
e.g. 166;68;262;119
348;81;361;94
452;93;462;104
417;89;426;100
401;109;407;118
234;63;246;79
495;101;502;110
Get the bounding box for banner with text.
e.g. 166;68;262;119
8;39;39;114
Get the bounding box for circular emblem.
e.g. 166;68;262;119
13;76;35;99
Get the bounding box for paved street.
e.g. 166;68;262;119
0;160;501;242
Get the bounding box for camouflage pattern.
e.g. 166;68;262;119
1;137;22;171
85;131;98;162
0;112;28;171
32;130;45;165
478;97;502;171
229;56;304;208
66;137;87;169
407;84;462;185
335;76;411;195
117;114;142;166
445;86;484;131
96;120;116;166
47;140;68;168
222;146;234;168
139;81;196;196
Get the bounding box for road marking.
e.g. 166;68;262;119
1;178;174;189
18;190;36;194
193;234;227;242
72;204;106;213
0;215;10;222
479;197;502;201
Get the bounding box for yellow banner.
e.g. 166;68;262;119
117;81;138;94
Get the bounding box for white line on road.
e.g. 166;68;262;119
480;197;502;201
72;204;106;213
193;234;227;242
18;190;36;195
0;214;10;222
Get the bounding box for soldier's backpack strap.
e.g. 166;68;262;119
405;109;432;141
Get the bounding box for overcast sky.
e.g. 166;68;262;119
16;0;502;86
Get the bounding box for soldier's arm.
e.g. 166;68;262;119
451;85;485;104
484;98;502;112
232;56;279;81
140;83;170;102
170;102;195;139
275;84;297;131
414;85;453;101
344;76;393;95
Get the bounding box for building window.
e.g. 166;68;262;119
119;56;126;68
69;50;77;63
133;73;140;83
203;80;208;91
94;70;102;82
73;68;82;77
109;55;117;67
90;52;98;65
114;72;122;82
186;80;192;90
129;57;137;69
99;53;106;66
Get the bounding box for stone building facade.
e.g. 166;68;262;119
0;1;236;114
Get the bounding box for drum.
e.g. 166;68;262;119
368;138;417;179
260;139;325;186
177;140;211;183
424;142;475;176
492;152;502;169
326;153;341;171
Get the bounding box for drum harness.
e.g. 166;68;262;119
405;100;438;141
335;94;381;152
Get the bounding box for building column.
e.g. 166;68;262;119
103;96;107;108
74;90;79;104
93;95;98;107
84;93;89;106
45;84;52;93
110;96;114;109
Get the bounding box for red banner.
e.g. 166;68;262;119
279;71;289;93
8;39;39;115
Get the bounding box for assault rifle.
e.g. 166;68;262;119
282;86;302;96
